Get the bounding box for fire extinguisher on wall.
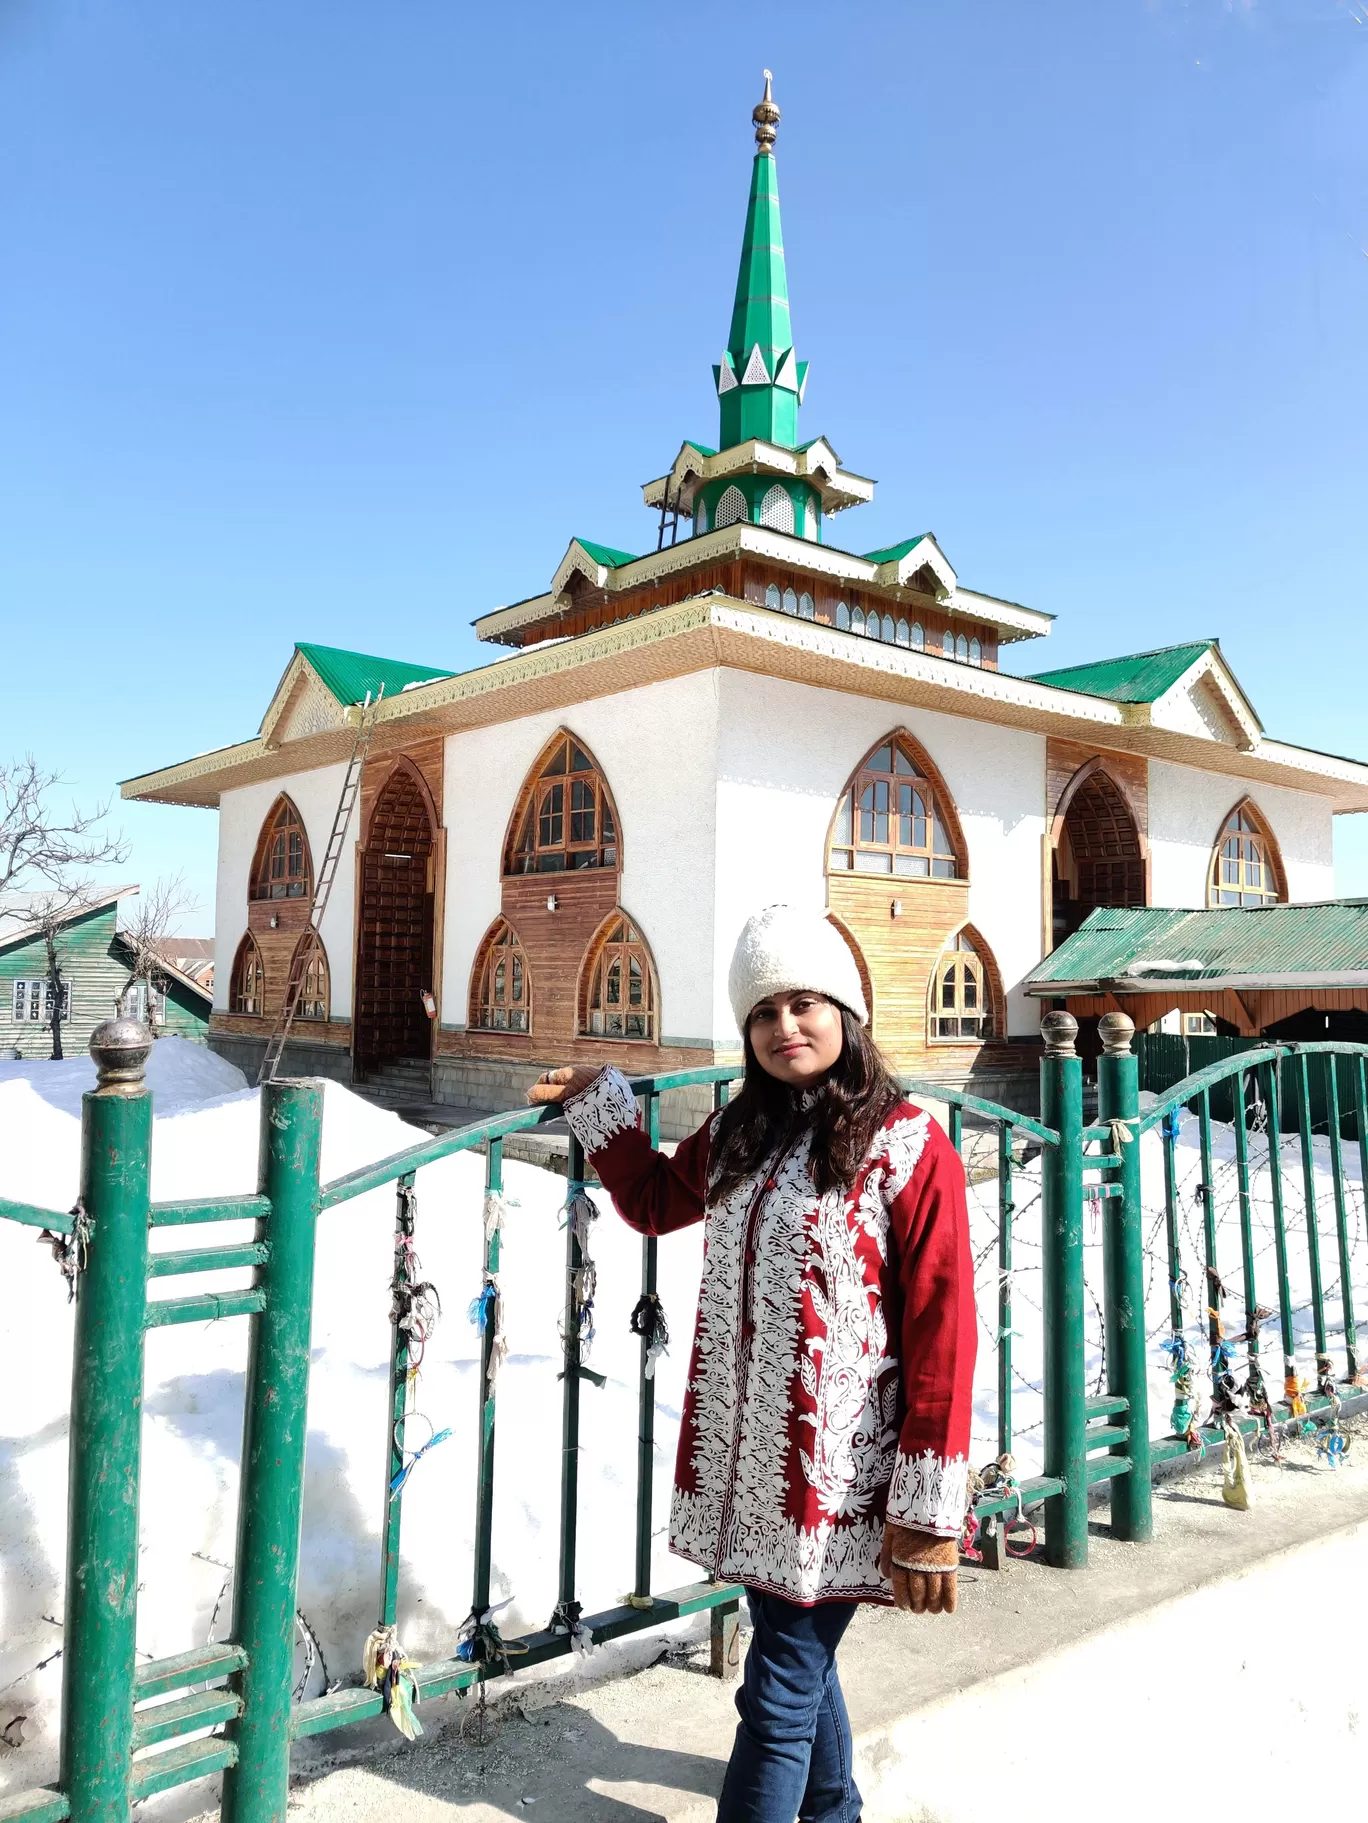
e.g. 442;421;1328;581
420;991;437;1020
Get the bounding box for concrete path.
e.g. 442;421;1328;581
232;1417;1368;1823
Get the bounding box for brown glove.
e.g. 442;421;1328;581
879;1522;960;1615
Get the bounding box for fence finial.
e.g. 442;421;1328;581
89;1016;153;1096
1098;1011;1135;1056
1040;1010;1078;1058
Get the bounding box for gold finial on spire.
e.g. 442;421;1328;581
753;69;780;152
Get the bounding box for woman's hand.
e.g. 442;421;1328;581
526;1065;602;1106
879;1522;959;1615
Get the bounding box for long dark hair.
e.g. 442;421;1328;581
708;1003;901;1204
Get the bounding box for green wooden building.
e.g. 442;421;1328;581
0;887;212;1058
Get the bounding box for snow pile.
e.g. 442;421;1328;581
0;1043;704;1792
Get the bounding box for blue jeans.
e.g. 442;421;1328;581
716;1589;862;1823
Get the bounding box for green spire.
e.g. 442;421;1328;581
714;72;807;449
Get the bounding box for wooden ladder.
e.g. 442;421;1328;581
256;687;383;1087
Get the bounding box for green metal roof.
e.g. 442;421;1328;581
1026;903;1368;992
683;440;718;459
573;539;638;569
863;535;928;565
1026;641;1215;704
296;642;454;707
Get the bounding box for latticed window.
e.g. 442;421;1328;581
695;497;709;534
583;915;656;1040
233;935;265;1015
1210;808;1280;907
715;484;747;528
509;736;618;874
930;932;993;1042
942;630;955;657
836;601;850;630
910;622;924;650
783;587;798;615
969;637;982;666
252;798;312;900
474;921;530;1032
293;932;330;1021
830;740;958;879
766;583;782;609
798;592;815;620
760;483;795;532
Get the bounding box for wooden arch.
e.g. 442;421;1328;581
467;916;534;1034
501;727;623;877
249;793;314;901
1208;795;1288;905
825;912;875;1027
1049;755;1148;859
825;727;970;880
576;907;660;1042
365;755;439;849
926;920;1007;1045
230;931;266;1016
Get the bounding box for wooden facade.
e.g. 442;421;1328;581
514;559;1001;672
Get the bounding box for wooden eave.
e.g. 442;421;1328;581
641;437;876;516
473;524;1053;647
120;596;1368;812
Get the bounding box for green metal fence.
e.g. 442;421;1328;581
2;1007;1366;1823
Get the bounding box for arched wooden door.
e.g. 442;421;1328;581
355;766;436;1071
1052;767;1145;944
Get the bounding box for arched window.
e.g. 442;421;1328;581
292;931;330;1021
695;497;709;535
760;483;795;533
782;587;798;616
798;592;815;620
942;630;955;657
1209;804;1284;907
506;733;619;875
881;614;896;643
895;619;910;647
765;582;782;610
836;601;851;630
968;637;982;666
956;633;969;661
582;914;657;1041
851;607;866;635
472;920;531;1032
929;931;995;1042
232;933;265;1016
829;737;961;879
251;797;312;901
910;622;924;650
715;484;747;528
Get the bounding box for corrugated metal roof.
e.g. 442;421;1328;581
1027;902;1368;990
863;534;927;565
296;643;454;708
1027;640;1214;704
573;538;638;569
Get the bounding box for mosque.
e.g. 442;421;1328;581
123;76;1368;1118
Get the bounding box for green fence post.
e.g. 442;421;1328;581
221;1079;324;1823
60;1018;154;1823
1096;1012;1152;1542
1040;1011;1087;1569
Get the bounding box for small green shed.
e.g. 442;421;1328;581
0;887;212;1059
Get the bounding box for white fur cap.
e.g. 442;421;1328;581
727;903;868;1032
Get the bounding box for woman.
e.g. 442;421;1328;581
529;904;975;1823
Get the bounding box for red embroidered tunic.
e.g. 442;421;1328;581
563;1067;976;1606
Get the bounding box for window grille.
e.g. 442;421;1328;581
930;931;994;1041
473;921;531;1032
759;484;795;533
509;735;618;874
583;915;656;1041
829;739;959;879
715;485;747;528
252;798;312;901
1209;807;1281;907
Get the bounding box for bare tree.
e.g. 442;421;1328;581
119;873;201;1027
1;757;128;1059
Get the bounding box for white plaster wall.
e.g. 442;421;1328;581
441;672;721;1045
712;672;1048;1039
214;764;355;1016
1148;761;1335;907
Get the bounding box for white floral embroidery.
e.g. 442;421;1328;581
884;1448;970;1537
797;1185;899;1519
670;1490;892;1603
562;1066;639;1154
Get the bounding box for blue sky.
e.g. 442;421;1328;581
2;1;1366;930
